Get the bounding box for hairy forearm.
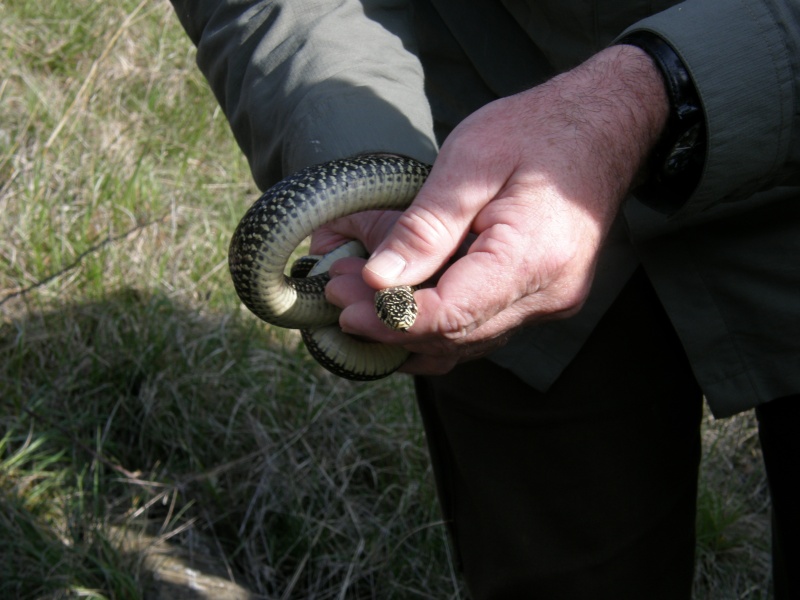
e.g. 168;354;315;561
540;44;669;221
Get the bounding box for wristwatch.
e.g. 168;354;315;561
618;31;706;213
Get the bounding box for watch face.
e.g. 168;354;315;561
664;122;703;176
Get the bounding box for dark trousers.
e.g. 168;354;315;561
416;269;796;599
757;395;800;599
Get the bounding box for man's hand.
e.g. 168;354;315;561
319;44;669;375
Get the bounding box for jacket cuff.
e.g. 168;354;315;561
617;31;705;214
616;0;795;217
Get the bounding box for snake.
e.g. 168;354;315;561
228;155;431;380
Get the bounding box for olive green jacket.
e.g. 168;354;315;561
171;0;800;417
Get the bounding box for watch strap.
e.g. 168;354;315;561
618;31;706;212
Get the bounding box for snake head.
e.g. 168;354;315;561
375;285;418;331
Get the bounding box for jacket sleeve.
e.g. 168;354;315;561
169;0;438;190
619;0;800;218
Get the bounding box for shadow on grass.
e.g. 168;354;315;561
0;289;456;599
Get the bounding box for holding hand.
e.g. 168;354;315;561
318;45;669;375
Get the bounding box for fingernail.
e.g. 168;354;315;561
366;250;406;280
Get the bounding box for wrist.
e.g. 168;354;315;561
546;45;670;217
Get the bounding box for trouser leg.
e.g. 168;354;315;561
756;395;800;599
415;269;704;599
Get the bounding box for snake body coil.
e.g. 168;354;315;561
228;155;430;380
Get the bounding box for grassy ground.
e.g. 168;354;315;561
0;1;772;598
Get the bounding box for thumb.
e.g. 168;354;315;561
363;160;498;289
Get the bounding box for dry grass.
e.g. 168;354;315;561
0;1;772;598
694;410;772;599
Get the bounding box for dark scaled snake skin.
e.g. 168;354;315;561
228;155;431;380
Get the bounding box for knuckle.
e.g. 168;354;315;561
437;303;480;342
394;205;459;254
561;292;588;316
550;277;592;316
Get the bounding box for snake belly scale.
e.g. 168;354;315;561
228;155;430;380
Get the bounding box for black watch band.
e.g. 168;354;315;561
618;31;706;212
